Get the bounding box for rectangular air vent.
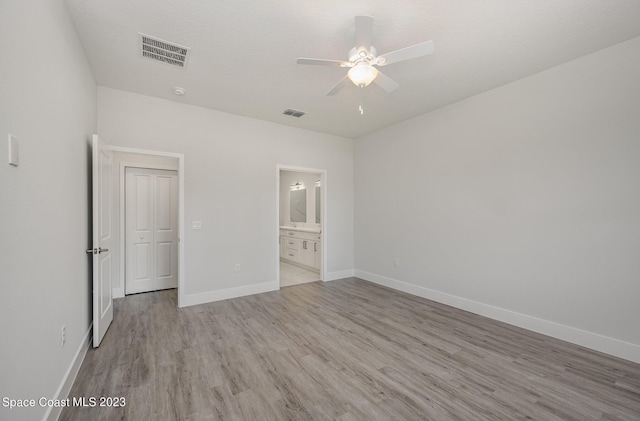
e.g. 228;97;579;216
283;108;306;118
139;33;190;68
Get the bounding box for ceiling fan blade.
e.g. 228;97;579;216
354;16;374;55
326;76;351;96
376;40;434;66
297;58;352;67
373;71;399;93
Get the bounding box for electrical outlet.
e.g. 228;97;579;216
61;325;66;347
394;258;399;267
234;264;241;272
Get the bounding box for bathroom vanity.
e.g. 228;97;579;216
280;227;321;272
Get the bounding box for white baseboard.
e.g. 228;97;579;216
181;281;279;308
45;324;92;421
323;269;355;282
112;286;124;299
355;270;640;364
180;269;356;307
179;269;355;307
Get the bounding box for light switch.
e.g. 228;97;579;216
191;220;202;230
8;134;18;166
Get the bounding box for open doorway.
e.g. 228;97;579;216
277;166;326;287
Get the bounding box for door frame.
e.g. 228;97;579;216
276;165;327;286
111;146;186;307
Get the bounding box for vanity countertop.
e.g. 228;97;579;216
280;226;321;234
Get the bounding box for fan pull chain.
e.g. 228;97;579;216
358;90;366;115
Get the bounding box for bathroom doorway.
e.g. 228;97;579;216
277;166;326;287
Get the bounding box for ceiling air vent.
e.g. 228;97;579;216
139;33;190;68
283;108;306;118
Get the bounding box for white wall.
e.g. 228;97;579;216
97;87;354;303
355;36;640;363
0;0;97;420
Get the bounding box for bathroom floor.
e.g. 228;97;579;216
280;261;320;287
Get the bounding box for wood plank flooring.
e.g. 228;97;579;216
61;278;640;420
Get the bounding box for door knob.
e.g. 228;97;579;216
86;247;109;254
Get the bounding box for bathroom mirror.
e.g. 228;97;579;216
290;189;306;223
315;186;321;224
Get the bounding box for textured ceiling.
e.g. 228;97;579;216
64;0;640;138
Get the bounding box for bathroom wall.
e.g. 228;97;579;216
279;170;322;228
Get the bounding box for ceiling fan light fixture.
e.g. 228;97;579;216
348;62;378;87
297;16;433;96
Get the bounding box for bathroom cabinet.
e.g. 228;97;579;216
280;228;321;272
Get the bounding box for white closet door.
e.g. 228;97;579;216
125;168;178;295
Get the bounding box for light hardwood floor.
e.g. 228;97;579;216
62;278;640;420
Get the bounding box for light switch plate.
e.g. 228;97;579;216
8;134;18;166
191;220;202;230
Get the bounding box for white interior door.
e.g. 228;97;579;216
91;134;113;348
125;168;178;294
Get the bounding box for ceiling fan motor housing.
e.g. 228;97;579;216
349;46;377;64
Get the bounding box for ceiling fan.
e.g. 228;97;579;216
297;16;434;96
